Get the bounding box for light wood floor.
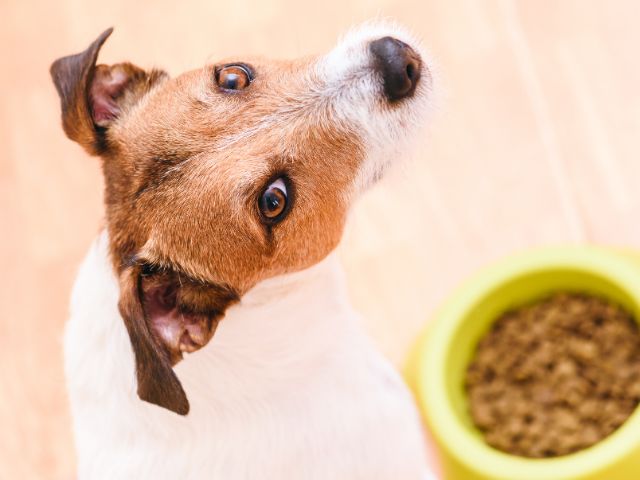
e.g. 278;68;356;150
2;0;640;477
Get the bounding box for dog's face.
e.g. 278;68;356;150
51;23;431;414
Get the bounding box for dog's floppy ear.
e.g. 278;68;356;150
50;28;167;155
118;264;239;415
118;265;190;415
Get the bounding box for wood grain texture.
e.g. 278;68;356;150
2;0;639;477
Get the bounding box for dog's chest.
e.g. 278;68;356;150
65;234;428;479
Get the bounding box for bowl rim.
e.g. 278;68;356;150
415;246;640;479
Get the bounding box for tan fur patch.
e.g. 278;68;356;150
108;61;363;291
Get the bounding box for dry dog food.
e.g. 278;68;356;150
466;293;640;458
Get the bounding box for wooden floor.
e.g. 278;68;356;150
2;0;640;477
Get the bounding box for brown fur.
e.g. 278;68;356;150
118;265;191;415
51;29;364;414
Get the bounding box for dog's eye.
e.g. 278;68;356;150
259;178;288;222
216;64;252;91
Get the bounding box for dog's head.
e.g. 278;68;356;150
51;22;432;415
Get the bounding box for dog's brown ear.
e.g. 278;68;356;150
118;264;239;415
118;265;190;415
50;29;167;155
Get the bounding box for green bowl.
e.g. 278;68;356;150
406;247;640;480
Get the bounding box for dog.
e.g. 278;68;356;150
51;21;434;479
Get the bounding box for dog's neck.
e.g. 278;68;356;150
195;241;356;363
69;230;361;416
178;249;360;408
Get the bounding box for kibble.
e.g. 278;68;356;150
466;293;640;458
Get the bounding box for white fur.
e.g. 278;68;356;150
66;232;430;479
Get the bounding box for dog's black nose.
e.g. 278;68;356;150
369;36;422;101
